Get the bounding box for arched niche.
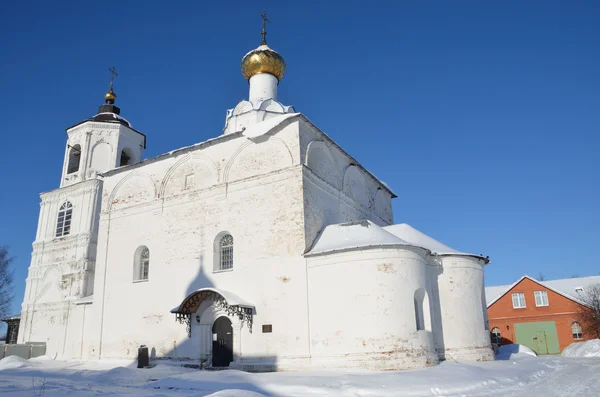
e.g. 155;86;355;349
374;188;392;222
109;172;157;210
90;142;112;173
225;138;293;183
161;154;219;198
233;101;253;116
342;165;369;208
35;267;64;304
305;140;342;189
259;99;284;113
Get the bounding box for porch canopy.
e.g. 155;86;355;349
170;288;255;335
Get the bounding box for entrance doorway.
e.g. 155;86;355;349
212;316;233;367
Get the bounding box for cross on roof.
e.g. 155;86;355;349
108;66;118;87
260;12;270;45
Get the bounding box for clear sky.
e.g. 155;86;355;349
0;1;599;318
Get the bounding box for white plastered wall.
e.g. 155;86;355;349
18;179;102;357
305;247;438;370
436;255;494;361
87;120;315;368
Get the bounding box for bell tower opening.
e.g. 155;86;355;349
67;144;81;174
120;148;133;166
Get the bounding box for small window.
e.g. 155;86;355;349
67;144;81;174
491;327;502;344
134;246;150;281
572;322;583;340
56;202;73;237
218;234;233;271
534;290;549;307
262;324;273;333
512;292;526;308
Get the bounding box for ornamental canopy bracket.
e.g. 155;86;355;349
170;288;254;337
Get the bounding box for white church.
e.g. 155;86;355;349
17;21;494;371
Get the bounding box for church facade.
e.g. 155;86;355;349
17;27;494;371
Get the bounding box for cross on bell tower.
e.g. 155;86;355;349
105;66;118;105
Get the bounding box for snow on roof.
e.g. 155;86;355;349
0;314;21;321
383;223;487;262
306;220;411;256
383;224;459;254
484;284;510;305
485;275;600;307
242;113;299;139
307;221;487;260
94;112;131;125
243;44;280;59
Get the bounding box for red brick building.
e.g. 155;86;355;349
485;275;600;354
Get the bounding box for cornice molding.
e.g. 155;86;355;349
40;179;101;202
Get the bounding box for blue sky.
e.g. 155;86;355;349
0;1;599;318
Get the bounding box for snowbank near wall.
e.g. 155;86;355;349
0;355;29;370
562;339;600;358
497;344;537;360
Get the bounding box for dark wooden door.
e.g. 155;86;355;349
212;317;233;367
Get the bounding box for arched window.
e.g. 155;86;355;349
67;144;81;174
491;327;502;344
133;246;150;281
413;288;431;331
572;322;583;340
217;234;234;271
56;202;73;237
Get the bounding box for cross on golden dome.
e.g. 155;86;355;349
240;13;286;82
260;11;270;45
105;66;118;104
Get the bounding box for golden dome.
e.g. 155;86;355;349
241;44;286;82
104;85;117;104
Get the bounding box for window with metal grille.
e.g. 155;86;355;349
512;292;526;308
572;322;583;340
56;202;73;237
140;248;149;280
219;234;233;270
491;327;502;344
134;246;150;281
534;290;549;306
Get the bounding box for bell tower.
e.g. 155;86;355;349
18;69;147;356
60;67;146;187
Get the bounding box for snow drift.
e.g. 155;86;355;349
0;355;29;370
496;344;537;360
562;339;600;358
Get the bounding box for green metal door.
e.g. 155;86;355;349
535;331;548;354
514;321;560;355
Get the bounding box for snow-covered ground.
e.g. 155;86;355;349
562;339;600;358
0;351;599;397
